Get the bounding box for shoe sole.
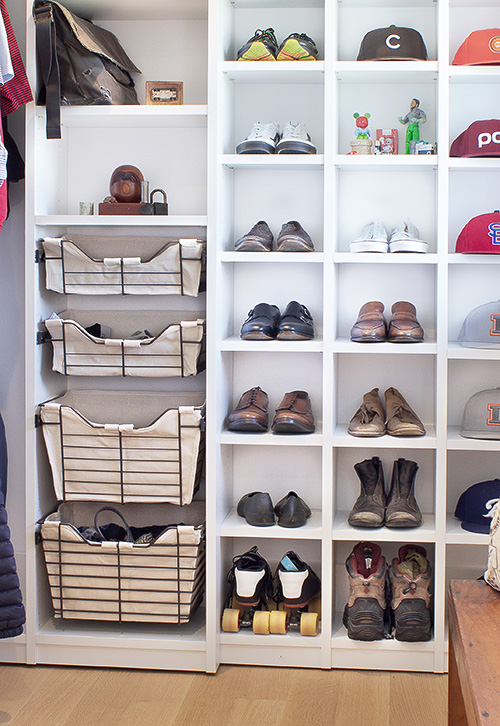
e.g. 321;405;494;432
393;600;431;642
276;237;314;252
272;418;315;434
350;333;387;342
236;140;276;154
386;426;425;436
276;39;317;61
347;428;386;437
388;334;424;343
276;330;314;340
389;240;428;253
235;238;272;252
240;331;276;340
227;419;268;432
347;512;385;527
350;241;388;253
343;598;385;641
276;140;317;154
237;42;277;61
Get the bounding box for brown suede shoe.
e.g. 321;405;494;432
347;388;386;437
271;390;315;434
384;387;425;437
387;301;424;343
227;386;269;432
350;301;387;342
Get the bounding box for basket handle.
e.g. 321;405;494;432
94;506;134;543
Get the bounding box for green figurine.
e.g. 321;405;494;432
398;98;426;154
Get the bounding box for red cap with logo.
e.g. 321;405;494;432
453;29;500;65
456;211;500;254
450;119;500;158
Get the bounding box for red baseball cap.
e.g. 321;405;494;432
453;29;500;65
450;120;500;158
456;212;500;254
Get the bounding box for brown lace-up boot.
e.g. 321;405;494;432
343;542;388;641
389;544;432;641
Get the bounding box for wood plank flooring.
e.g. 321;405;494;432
0;664;447;726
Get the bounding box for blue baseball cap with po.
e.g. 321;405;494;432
455;479;500;533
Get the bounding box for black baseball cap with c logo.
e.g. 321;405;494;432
357;25;428;61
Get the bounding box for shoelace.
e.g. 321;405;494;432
248;123;278;140
239;387;267;412
251;28;277;45
287;32;315;45
283;123;306;139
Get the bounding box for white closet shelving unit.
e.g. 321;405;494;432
0;0;494;674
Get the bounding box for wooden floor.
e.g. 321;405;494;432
0;664;447;726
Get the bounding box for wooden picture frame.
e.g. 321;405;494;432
145;81;183;106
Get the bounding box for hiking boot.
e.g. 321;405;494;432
277;32;319;61
237;491;275;526
350;221;389;253
271;390;315;434
276;221;315;252
348;388;386;437
348;457;386;528
384;387;425;437
276;122;317;154
389;544;432;641
388;219;428;253
385;458;422;528
236;28;278;61
350;301;387;342
227;386;269;432
343;542;388;641
234;220;273;251
387;301;424;343
236;121;280;154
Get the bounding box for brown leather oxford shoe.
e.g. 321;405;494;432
350;301;387;342
227;386;269;432
271;390;315;434
387;301;424;343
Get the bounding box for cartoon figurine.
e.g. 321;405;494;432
353;112;371;140
398;99;426;154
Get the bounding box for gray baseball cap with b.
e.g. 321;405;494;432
458;300;500;348
461;388;500;439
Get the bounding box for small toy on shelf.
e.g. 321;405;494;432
398;98;426;154
350;112;372;155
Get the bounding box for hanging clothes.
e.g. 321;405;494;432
0;0;33;117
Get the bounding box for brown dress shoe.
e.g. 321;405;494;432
227;386;269;432
271;390;315;434
350;301;387;342
384;387;425;437
347;388;386;437
387;301;424;343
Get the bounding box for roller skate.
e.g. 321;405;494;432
270;550;321;636
221;546;274;634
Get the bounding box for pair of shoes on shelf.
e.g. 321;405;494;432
350;219;428;254
350;301;424;343
348;456;422;529
348;387;425;438
237;28;319;61
222;546;321;636
240;301;314;340
227;386;315;434
235;220;314;252
343;542;432;642
237;490;311;528
236;121;317;155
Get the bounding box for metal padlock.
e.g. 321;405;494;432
139;188;168;215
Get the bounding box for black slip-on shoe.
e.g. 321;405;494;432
274;491;311;528
237;491;275;526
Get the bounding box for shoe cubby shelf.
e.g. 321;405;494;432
14;0;496;676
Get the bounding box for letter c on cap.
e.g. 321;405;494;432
478;133;491;149
386;34;401;49
493;131;500;144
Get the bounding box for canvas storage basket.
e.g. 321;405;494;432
39;390;205;505
43;310;205;377
41;236;205;297
41;502;205;623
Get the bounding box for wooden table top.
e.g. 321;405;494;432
449;579;500;726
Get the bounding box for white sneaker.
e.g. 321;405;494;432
350;220;389;253
236;121;280;154
276;121;317;154
388;219;428;253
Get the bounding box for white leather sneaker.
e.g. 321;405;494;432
350;220;389;253
389;219;428;253
236;121;280;154
276;121;317;154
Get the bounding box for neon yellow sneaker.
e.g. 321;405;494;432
277;33;319;61
237;28;278;61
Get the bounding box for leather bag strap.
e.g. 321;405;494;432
33;2;62;139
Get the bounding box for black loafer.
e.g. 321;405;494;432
273;491;311;527
240;302;281;340
237;491;275;526
277;301;314;340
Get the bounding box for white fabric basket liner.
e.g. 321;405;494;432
41;502;205;623
40;391;205;505
44;310;205;377
42;236;204;297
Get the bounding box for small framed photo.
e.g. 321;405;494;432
146;81;183;106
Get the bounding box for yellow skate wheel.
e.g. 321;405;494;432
300;611;319;637
253;610;271;635
222;608;241;633
269;609;288;634
308;597;322;619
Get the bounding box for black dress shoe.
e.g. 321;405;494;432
240;303;281;340
277;301;314;340
273;491;311;527
237;491;275;526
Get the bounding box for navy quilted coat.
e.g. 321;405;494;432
0;412;25;639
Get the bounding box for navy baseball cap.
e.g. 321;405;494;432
454;479;500;533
